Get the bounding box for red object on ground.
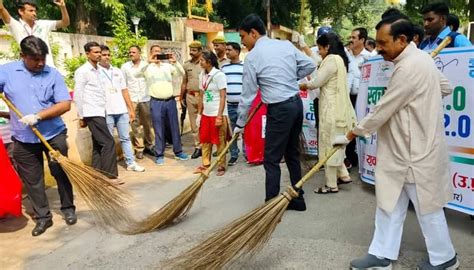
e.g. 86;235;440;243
0;137;22;217
244;91;267;164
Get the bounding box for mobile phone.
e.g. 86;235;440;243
155;54;170;60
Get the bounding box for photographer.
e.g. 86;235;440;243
139;44;189;165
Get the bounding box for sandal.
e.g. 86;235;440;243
194;165;209;174
337;177;352;185
216;166;226;176
314;185;339;194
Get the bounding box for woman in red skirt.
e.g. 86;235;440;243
194;51;229;176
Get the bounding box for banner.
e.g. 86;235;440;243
356;47;474;215
300;90;318;156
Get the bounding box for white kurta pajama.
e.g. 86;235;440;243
306;54;356;188
352;42;455;265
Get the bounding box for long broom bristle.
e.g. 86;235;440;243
123;176;206;234
54;153;135;231
163;188;297;269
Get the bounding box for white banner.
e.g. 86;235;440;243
356;47;474;215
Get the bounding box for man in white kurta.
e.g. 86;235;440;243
344;17;458;270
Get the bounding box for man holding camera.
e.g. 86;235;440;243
139;44;189;165
0;0;70;67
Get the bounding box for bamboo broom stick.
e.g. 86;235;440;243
1;95;134;230
123;102;264;234
164;35;455;269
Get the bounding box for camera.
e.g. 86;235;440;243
155;53;171;60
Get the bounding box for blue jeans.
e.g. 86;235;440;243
106;113;135;166
227;103;246;159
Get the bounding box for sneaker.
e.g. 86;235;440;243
228;157;238;166
350;254;392;270
175;152;190;161
127;162;145;172
416;255;459;270
155;156;165;165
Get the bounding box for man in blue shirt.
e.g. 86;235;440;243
0;36;76;236
420;2;472;50
235;14;316;210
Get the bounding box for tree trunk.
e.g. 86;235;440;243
74;0;98;34
470;0;474;22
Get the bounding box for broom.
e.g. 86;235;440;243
1;95;135;230
123;102;264;234
164;146;340;269
164;37;454;269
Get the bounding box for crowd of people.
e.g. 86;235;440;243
0;0;472;269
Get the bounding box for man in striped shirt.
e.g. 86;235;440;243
221;42;244;166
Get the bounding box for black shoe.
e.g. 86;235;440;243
228;157;238;166
64;210;77;225
144;147;158;157
32;219;53;236
136;151;144;159
287;197;306;211
191;148;202;159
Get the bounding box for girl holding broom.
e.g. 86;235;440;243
300;32;356;194
194;51;229;176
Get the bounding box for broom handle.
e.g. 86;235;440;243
430;36;451;58
0;94;56;153
204;101;263;175
294;38;453;189
294;146;340;189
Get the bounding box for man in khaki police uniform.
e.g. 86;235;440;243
180;41;203;159
212;36;230;68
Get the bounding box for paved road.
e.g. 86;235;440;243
1;135;473;269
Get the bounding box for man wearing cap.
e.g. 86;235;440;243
0;0;70;68
212;36;230;68
181;41;203;159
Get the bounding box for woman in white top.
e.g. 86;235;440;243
195;51;229;176
300;33;356;194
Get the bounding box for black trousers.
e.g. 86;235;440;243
264;95;304;201
345;94;358;166
13;130;75;221
84;116;118;178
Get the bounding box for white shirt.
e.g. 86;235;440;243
121;60;150;102
7;18;57;67
99;65;128;115
349;48;372;95
199;67;228;117
74;61;106;118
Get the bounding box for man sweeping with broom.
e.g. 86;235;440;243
0;36;76;236
235;14;316;210
339;15;459;270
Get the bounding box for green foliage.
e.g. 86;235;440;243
63;55;87;89
0;26;18;61
101;0;147;67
